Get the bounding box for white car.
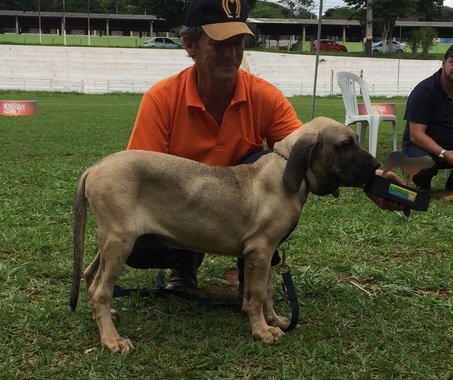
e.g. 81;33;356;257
143;37;183;48
372;40;406;53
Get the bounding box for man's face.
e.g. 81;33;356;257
193;33;245;83
442;56;453;83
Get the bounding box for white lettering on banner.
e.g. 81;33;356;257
372;105;386;113
4;103;26;111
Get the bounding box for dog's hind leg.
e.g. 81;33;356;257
84;250;100;291
263;265;290;330
241;244;286;343
84;250;121;323
86;236;135;353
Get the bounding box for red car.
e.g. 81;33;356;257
312;39;348;52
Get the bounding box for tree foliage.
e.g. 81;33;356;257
343;0;444;52
250;1;291;18
0;0;259;29
0;0;447;39
439;5;453;21
416;0;443;20
406;26;438;55
324;6;354;19
418;26;438;55
277;0;314;18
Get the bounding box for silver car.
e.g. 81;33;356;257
143;37;183;48
372;40;406;53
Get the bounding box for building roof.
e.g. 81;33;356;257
248;17;453;39
2;10;453;38
0;10;169;33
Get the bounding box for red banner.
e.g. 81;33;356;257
358;103;396;116
0;100;38;116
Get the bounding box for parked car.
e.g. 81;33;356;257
143;37;183;48
311;39;348;52
372;40;406;53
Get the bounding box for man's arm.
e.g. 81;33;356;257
409;121;453;165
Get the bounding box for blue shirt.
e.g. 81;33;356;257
403;68;453;149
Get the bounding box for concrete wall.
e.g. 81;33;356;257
0;45;192;94
0;44;442;97
245;51;441;97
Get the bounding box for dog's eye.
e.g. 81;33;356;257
339;138;354;149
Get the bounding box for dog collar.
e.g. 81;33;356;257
273;149;288;160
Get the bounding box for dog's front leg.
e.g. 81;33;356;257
241;246;285;343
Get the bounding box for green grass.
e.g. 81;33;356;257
1;90;452;379
0;33;152;47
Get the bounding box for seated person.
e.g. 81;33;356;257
402;45;453;191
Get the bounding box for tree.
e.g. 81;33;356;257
416;0;443;20
418;26;438;55
277;0;314;18
439;5;453;21
250;1;291;18
345;0;446;53
344;0;419;53
324;6;354;19
0;0;35;10
405;26;437;55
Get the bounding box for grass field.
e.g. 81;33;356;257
1;90;452;379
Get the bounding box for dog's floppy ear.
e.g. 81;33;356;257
283;132;320;193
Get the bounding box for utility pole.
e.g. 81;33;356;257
311;0;323;120
38;0;42;44
87;0;91;46
365;0;372;57
62;0;67;46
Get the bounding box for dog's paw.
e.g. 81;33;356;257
265;313;290;329
272;315;290;330
103;337;135;353
252;324;285;343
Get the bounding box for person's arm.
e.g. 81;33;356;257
409;121;453;165
409;121;440;155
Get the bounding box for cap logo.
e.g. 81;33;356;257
222;0;241;19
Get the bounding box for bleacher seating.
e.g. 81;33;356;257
0;44;442;96
1;45;192;93
244;50;440;97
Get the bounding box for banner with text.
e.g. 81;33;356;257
358;103;396;116
1;100;38;116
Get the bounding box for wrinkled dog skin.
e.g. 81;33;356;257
70;117;380;353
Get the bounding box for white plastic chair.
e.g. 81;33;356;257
336;71;397;157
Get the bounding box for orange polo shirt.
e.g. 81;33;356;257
128;64;302;166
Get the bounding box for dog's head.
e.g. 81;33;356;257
282;117;380;196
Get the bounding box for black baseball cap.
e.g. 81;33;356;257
444;44;453;59
185;0;255;41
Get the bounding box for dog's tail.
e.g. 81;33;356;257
69;169;89;312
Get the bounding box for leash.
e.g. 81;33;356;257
113;257;300;332
274;246;299;332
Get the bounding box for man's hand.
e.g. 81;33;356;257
365;169;411;217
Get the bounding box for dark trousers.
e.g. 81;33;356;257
402;141;453;188
126;149;275;273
